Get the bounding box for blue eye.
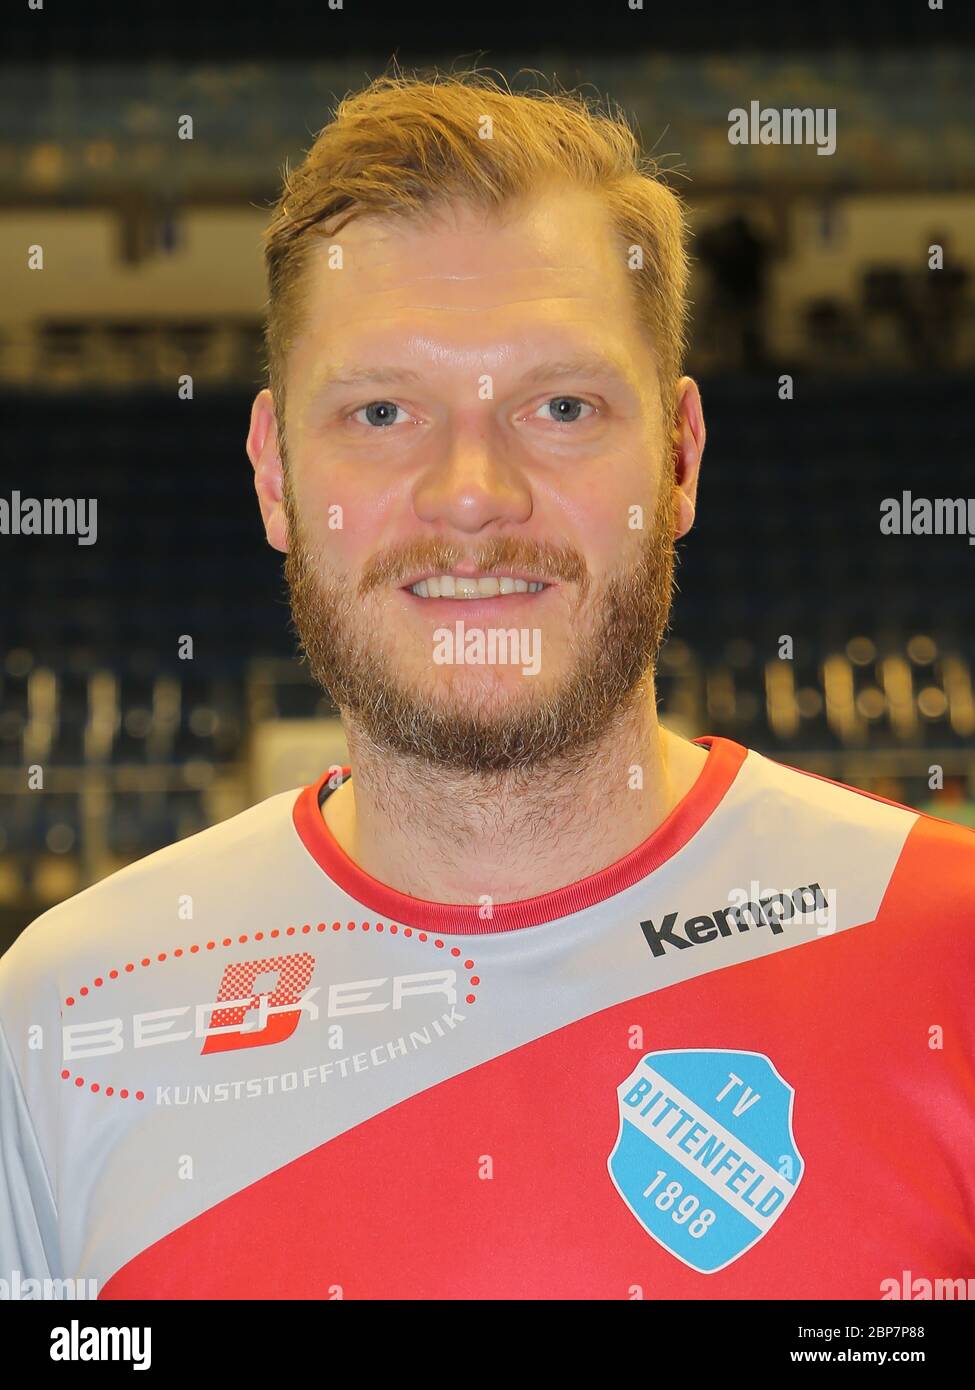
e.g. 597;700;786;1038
533;396;595;424
353;401;402;428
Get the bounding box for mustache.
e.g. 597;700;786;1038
357;538;591;598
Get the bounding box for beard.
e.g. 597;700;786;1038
283;482;679;776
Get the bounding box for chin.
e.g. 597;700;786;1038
439;680;563;730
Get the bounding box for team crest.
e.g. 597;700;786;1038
607;1048;803;1273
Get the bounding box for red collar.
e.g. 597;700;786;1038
292;736;747;935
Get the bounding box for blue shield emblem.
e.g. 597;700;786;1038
607;1048;803;1273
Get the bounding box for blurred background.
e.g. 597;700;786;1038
1;1;973;953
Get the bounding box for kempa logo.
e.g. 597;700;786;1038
433;619;540;676
640;883;829;958
0;490;97;545
728;101;836;156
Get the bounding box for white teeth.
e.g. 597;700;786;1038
407;574;548;599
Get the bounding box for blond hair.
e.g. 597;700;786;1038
262;65;689;446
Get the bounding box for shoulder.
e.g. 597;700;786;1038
0;787;305;1008
742;745;975;917
757;745;975;839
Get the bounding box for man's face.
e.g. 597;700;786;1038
256;186;702;773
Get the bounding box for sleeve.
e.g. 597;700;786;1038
0;1014;60;1284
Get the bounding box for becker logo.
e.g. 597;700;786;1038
201;952;317;1055
60;952;459;1061
639;883;829;959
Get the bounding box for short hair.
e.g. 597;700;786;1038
262;65;689;449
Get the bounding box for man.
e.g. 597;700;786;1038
1;72;973;1301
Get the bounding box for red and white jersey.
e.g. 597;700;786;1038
1;735;973;1300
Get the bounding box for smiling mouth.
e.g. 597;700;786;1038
401;575;553;600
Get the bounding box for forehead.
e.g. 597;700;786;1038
289;186;647;371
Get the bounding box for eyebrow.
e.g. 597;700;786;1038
309;352;636;398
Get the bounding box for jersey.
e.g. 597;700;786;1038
1;734;973;1300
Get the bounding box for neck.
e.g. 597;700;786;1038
321;694;709;905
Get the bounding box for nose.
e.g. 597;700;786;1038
411;422;533;534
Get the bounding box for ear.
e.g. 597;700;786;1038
246;389;289;553
670;377;705;539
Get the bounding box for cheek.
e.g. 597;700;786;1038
560;484;650;561
293;471;376;561
555;442;654;529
